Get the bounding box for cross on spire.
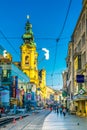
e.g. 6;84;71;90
27;15;30;20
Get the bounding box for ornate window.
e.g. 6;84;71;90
25;56;29;65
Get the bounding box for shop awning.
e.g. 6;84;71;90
73;94;87;101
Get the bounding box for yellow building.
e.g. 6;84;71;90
38;69;46;104
20;18;48;107
20;18;38;87
46;86;55;105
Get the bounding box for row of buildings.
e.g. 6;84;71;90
62;0;87;116
0;17;63;109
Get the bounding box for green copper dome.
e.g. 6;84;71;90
22;18;36;47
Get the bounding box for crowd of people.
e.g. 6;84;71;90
50;105;67;117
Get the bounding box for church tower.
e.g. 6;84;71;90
20;16;38;85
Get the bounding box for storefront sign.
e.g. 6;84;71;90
76;75;84;83
26;93;31;100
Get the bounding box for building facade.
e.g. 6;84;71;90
62;70;68;107
72;0;87;116
64;0;87;116
0;46;30;108
66;42;74;111
38;69;46;105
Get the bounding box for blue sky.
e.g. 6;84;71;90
0;0;82;90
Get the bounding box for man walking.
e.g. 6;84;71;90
57;106;59;114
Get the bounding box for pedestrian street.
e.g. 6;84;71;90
41;111;87;130
1;110;87;130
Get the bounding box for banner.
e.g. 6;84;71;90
26;93;31;100
11;76;18;98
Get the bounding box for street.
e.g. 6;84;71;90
1;109;87;130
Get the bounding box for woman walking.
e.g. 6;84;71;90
63;108;66;117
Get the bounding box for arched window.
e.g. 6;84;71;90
25;56;29;65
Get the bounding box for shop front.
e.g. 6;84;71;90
73;94;87;116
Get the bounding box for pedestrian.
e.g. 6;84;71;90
50;106;52;111
63;108;66;117
59;107;62;114
57;106;59;114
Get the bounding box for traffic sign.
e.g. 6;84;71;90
79;88;85;95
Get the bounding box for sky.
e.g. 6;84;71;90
0;0;83;90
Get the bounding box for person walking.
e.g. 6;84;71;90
59;107;62;114
63;108;66;117
50;106;52;111
56;106;59;114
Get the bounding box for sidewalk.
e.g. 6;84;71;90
41;111;87;130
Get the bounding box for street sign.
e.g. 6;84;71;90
79;88;85;95
76;75;84;83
